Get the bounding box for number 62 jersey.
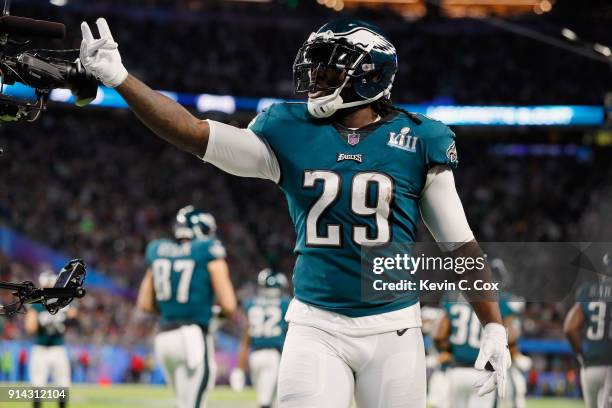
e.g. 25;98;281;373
205;102;466;320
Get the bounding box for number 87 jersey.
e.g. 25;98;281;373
248;102;458;318
145;238;226;326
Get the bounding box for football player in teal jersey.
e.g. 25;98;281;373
81;17;510;407
434;294;524;408
564;278;612;408
25;270;77;408
137;206;237;408
230;269;291;408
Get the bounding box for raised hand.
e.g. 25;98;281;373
79;18;128;88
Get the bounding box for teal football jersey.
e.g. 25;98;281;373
244;295;290;351
249;103;457;317
32;303;67;346
145;238;226;327
442;297;520;365
576;283;612;367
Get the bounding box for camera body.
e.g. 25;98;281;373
0;259;87;316
2;52;97;105
0;10;98;122
44;259;87;314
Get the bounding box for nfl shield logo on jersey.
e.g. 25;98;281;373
347;132;360;146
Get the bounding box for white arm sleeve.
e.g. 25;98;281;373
202;120;281;183
419;165;474;250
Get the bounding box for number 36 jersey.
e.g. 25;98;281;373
249;103;457;318
576;282;612;367
145;238;226;327
442;297;521;365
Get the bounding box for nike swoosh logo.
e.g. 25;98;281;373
396;329;408;336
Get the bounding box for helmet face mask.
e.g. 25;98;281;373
293;19;398;118
307;65;347;96
294;41;369;95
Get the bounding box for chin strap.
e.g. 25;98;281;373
307;76;350;118
307;85;390;118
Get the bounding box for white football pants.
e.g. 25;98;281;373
447;367;496;408
427;369;451;408
277;323;426;408
603;366;612;408
582;365;610;408
250;348;281;407
498;365;527;408
29;345;71;387
154;324;216;408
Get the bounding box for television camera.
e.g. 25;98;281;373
0;259;87;316
0;0;97;124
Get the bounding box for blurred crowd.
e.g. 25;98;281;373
7;0;612;105
0;251;155;348
1;110;611;347
0;111;265;288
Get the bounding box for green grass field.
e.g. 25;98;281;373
23;384;585;408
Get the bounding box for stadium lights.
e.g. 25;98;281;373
538;0;551;12
1;82;603;126
532;0;552;15
594;43;612;57
318;0;345;11
446;0;540;4
561;28;577;41
419;105;601;126
343;0;418;3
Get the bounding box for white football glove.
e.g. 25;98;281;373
473;322;511;398
229;368;246;392
79;18;128;88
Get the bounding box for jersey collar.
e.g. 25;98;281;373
332;111;399;145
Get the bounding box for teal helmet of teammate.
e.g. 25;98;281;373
257;268;288;297
174;205;217;240
293;18;398;118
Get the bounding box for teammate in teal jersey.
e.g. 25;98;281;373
25;270;77;408
564;278;612;408
81;17;510;408
434;293;524;408
137;206;237;408
230;269;291;408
